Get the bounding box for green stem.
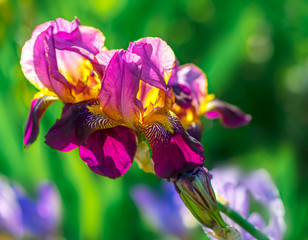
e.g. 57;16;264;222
217;201;270;240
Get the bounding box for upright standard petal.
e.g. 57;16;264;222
205;99;251;128
45;101;120;152
98;50;142;129
21;17;105;103
141;109;204;178
79;126;137;179
44;26;75;102
21;24;53;91
24;96;58;147
128;37;176;91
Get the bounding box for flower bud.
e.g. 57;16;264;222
174;167;225;229
173;167;242;239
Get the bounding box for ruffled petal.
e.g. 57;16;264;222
53;17;80;33
205;99;251;128
21;17;105;102
141;109;204;178
21;24;53;91
79;126;137;179
45;101;120;152
128;37;176;91
20;18;81;92
98;50;142;129
94;49;118;76
44;26;75;102
24;96;58;147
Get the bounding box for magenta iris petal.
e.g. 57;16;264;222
45;103;80;152
98;50;142;128
205;99;252;128
24;96;57;147
79;126;137;179
128;37;176;91
45;101;119;152
142;111;204;178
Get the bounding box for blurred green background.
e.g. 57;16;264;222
0;0;307;239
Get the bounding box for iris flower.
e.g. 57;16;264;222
0;176;61;239
131;182;197;238
169;64;252;141
204;167;286;240
21;17;105;147
22;18;204;179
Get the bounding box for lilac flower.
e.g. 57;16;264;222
204;168;286;240
0;176;61;239
131;182;197;237
22;23;205;180
169;64;251;140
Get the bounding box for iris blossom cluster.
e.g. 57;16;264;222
22;17;250;180
0;176;61;239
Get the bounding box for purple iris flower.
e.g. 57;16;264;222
0;176;61;239
131;182;197;238
21;17;106;147
204;167;286;240
169;64;251;140
21;20;205;180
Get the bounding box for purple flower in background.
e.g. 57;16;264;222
131;182;197;238
169;64;251;141
0;176;61;239
204;168;286;240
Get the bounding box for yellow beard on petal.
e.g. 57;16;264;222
142;108;174;134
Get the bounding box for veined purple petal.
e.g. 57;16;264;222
128;37;176;91
79;126;137;179
141;109;204;178
45;100;120;152
205;99;252;128
24;96;58;148
98;50;142;129
169;64;207;113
